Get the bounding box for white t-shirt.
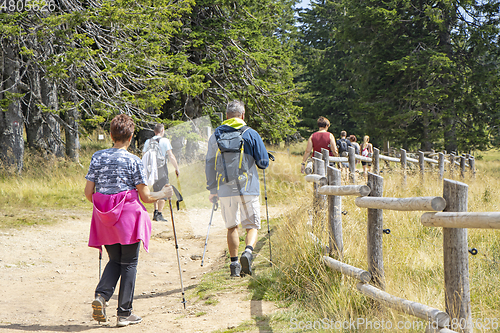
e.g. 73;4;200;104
143;135;173;157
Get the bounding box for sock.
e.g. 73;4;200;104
244;245;253;253
230;256;238;262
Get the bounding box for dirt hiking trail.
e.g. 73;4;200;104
0;206;280;333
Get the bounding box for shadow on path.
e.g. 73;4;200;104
249;232;274;333
0;324;105;332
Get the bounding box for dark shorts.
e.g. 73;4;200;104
361;161;372;166
152;165;169;192
153;176;168;192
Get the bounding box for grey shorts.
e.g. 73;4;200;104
219;195;261;230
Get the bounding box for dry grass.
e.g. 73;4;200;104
1;137;499;331
253;145;500;332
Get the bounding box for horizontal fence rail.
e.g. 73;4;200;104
304;174;328;186
355;196;446;211
421;212;500;229
356;283;450;328
306;146;476;184
323;256;371;283
318;185;370;196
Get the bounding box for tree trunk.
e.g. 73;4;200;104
444;117;457;153
0;39;24;173
439;4;457;154
422;109;432;151
64;107;80;162
24;63;64;158
41;76;64;157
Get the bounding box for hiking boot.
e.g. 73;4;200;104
91;294;106;323
152;210;159;221
240;251;253;276
117;313;142;327
155;212;167;222
230;261;241;277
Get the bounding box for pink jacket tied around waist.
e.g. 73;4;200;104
89;190;152;252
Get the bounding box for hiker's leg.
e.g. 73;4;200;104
227;226;239;257
245;228;258;249
117;242;140;317
157;199;165;213
152;177;168;213
95;243;122;300
220;196;240;257
240;196;261;248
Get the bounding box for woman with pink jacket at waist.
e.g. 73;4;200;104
84;114;172;327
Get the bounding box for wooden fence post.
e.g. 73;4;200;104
449;153;455;178
460;155;466;179
348;146;356;184
438;152;445;181
400;148;407;185
367;172;385;290
468;155;475;178
321;148;330;172
442;179;472;332
313;154;326;219
419;151;425;181
373;147;380;175
327;165;343;260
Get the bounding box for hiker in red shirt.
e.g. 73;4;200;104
301;116;338;173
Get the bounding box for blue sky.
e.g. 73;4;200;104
296;0;311;9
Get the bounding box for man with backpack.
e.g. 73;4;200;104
142;124;180;221
337;130;352;169
205;100;269;277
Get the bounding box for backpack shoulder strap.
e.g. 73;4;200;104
238;125;250;134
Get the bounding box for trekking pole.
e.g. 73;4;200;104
99;251;102;279
264;152;275;266
167;188;187;309
201;199;218;267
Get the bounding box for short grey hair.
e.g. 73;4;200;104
226;100;245;117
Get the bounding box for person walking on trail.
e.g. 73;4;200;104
349;134;361;169
301;116;338;173
142;123;180;222
205;100;269;277
85;114;173;327
360;135;374;177
337;130;352;170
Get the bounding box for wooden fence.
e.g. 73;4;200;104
304;147;476;183
305;149;497;333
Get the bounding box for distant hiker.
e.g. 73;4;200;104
336;130;352;169
349;135;361;168
301;116;338;173
205;100;269;277
85;114;173;327
360;135;374;176
142;123;180;221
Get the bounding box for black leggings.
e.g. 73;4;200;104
95;242;140;316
